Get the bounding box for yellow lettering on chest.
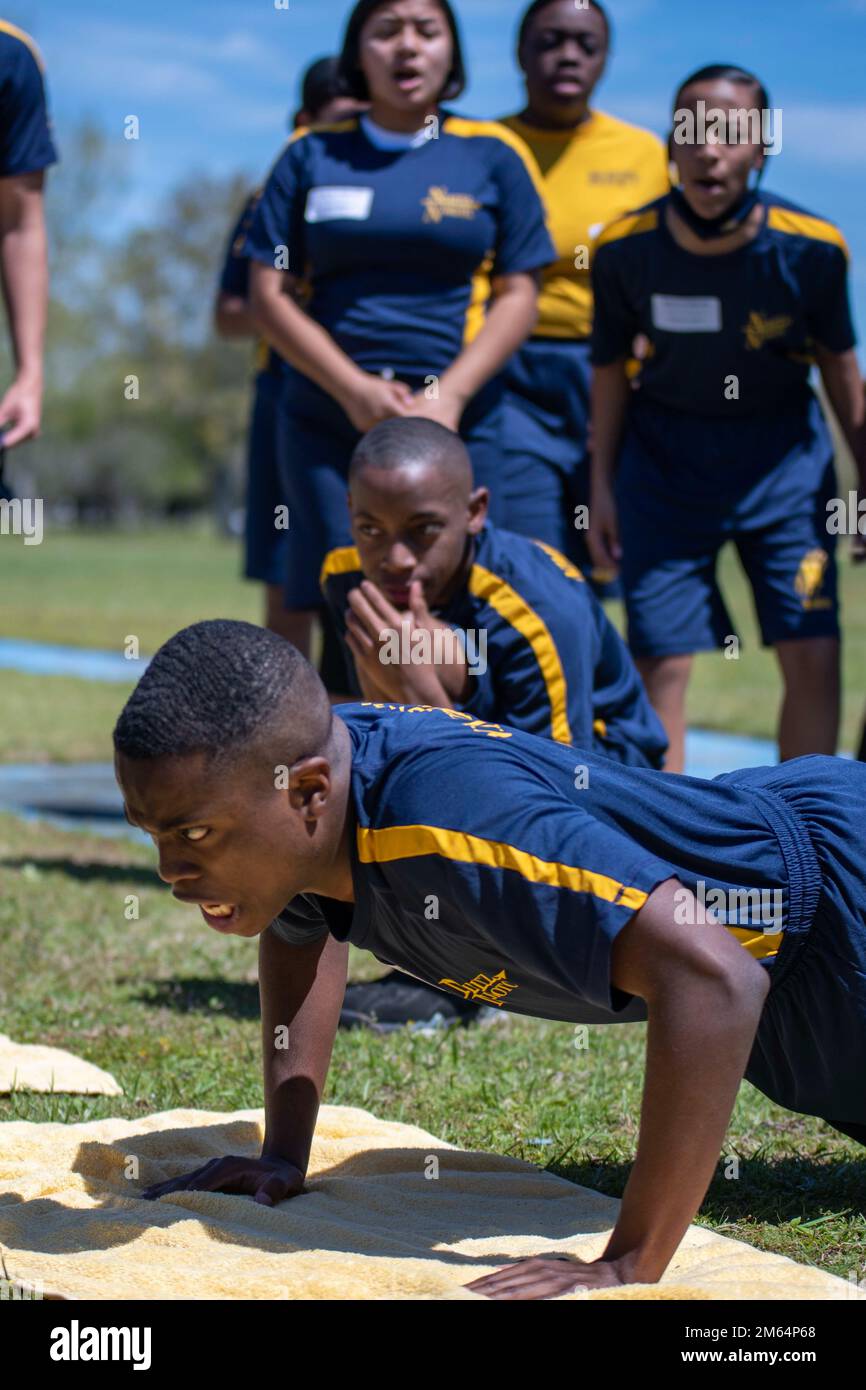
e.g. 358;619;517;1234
421;186;481;223
742;311;794;350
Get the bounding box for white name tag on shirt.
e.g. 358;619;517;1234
305;186;374;223
651;294;722;333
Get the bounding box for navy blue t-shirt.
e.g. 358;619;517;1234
269;705;814;1023
0;23;57;176
320;523;667;766
591;192;855;417
219;191;259;300
243;112;554;377
218;189;282;377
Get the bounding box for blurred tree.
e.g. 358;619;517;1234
5;121;257;521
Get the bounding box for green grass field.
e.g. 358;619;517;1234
1;525;864;761
1;523;865;1285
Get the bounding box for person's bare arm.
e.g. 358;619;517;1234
214;290;258;339
0;171;48;446
409;272;538;432
259;926;348;1171
468;878;770;1298
141;926;347;1205
600;878;769;1282
817;346;865;464
587;361;630;573
818;349;866;560
249;261;413;432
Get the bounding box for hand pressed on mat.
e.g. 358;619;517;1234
142;1154;305;1207
467;1255;626;1300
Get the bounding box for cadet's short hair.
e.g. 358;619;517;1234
349;417;472;487
113;620;331;768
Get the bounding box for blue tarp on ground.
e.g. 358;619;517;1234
0;730;780;841
0;637;824;838
0;638;148;683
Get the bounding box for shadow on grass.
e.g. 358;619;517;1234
131;978;260;1019
0;856;160;887
553;1152;866;1225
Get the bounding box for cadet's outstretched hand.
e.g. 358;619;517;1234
141;1154;305;1207
466;1255;627;1300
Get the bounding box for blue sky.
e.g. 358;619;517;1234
11;0;866;344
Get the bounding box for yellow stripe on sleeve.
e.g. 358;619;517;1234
464;251;494;345
594;208;659;251
441;115;548;203
468;562;572;744
289;118;359;146
357;825;781;960
766;206;849;258
357;822;649;910
0;19;47;71
320;545;362;592
726;927;781;961
533;540;585;582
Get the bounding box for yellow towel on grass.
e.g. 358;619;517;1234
0;1105;858;1301
0;1034;122;1096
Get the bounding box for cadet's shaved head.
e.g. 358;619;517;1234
113;619;333;771
348;418;472;491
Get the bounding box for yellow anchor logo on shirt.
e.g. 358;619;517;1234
742;311;794;350
421;186;481;223
794;548;832;610
438;968;518;1006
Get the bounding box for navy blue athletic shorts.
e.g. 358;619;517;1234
616;394;840;658
721;756;866;1138
501;337;620;598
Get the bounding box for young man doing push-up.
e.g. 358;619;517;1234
114;621;866;1299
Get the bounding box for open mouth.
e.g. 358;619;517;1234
392;67;424;92
200;903;239;928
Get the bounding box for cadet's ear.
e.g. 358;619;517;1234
467;487;489;533
287;755;332;823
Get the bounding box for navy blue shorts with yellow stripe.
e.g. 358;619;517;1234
274;368;506;610
617;395;840;657
501;337;621;598
722;756;866;1138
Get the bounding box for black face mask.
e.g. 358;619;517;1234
670;169;764;241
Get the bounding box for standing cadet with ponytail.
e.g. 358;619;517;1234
215;59;364;652
243;0;554;675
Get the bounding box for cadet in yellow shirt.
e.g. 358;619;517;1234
499;0;668;588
